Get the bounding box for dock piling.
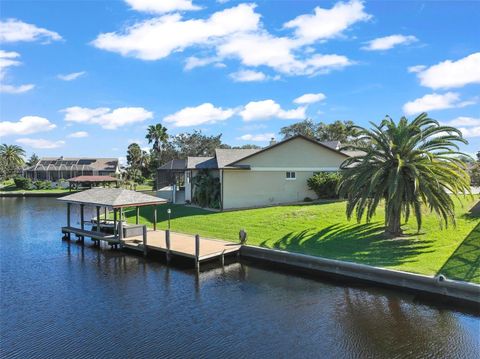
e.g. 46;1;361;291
165;230;171;263
142;225;147;257
195;234;200;270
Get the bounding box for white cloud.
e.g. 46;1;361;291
184;56;222;70
459;127;480;138
229;69;267;82
67;131;89;138
92;2;356;77
0;84;35;94
0;50;21;79
0;50;35;93
92;4;260;60
125;0;200;13
0;116;56;137
444;116;480;127
293;92;326;104
16;138;65;149
415;53;480;89
57;71;86;81
408;65;426;73
442;116;480;138
62;106;153;129
284;0;371;43
237;133;275;142
0;18;62;43
402;92;475;115
164;103;234;127
218;32;352;75
240;99;306;122
362;34;417;51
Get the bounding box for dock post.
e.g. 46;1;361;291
195;234;200;271
113;209;117;236
118;208;124;248
66;203;71;240
142;225;147;257
220;250;225;266
153;206;157;231
165;230;171;263
136;206;139;225
80;204;85;243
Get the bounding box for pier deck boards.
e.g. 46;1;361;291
124;230;241;261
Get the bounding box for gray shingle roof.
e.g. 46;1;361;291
187;156;217;169
58;188;167;208
215;149;260;168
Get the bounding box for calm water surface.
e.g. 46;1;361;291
1;197;479;358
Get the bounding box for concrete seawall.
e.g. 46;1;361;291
241;245;480;304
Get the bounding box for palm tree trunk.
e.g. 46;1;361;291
385;202;403;236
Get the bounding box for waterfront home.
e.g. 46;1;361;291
23;157;120;181
158;134;351;210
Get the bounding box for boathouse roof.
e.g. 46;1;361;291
58;188;167;208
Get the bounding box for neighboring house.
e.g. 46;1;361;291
158;135;351;210
23;157;120;181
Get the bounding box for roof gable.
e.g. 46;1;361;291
227;135;349;167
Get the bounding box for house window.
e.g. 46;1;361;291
286;171;296;180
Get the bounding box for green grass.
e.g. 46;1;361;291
123;197;480;283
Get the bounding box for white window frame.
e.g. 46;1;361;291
285;171;296;180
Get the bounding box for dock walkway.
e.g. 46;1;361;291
124;230;241;265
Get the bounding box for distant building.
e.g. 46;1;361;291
23;157;119;181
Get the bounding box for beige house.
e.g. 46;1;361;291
158;135;350;210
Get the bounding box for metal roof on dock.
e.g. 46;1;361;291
58;188;167;208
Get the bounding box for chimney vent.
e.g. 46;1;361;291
269;138;276;146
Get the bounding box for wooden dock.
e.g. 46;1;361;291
62;225;241;269
124;230;241;268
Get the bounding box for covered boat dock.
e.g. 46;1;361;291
58;188;240;269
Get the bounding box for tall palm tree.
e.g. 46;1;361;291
337;113;471;236
0;144;26;179
146;124;168;153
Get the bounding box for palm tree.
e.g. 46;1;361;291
0;144;26;180
146;124;168;153
337;113;471;236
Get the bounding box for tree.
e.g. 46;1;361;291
280;119;316;139
316;120;358;142
26;153;39;167
338;113;470;236
173;130;223;157
126;143;150;179
146;124;169;153
0;144;25;180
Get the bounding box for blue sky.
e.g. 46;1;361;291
0;0;479;160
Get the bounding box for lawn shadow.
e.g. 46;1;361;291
437;222;480;283
260;223;435;268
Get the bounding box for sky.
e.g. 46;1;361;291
0;0;479;160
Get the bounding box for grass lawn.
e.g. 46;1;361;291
123;197;480;283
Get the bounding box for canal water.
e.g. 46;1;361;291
1;197;479;358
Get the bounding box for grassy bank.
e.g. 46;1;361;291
123;197;479;283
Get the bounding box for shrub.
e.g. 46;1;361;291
307;172;341;199
34;180;52;190
13;176;32;190
303;197;313;202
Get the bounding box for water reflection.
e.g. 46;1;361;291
1;197;479;359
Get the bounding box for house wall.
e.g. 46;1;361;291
222;137;348;209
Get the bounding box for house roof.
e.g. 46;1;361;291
25;157;119;172
227;134;350;166
158;135;350;171
58;188;167;208
215;148;261;168
187;156;217;169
